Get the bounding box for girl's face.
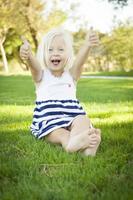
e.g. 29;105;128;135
47;35;68;71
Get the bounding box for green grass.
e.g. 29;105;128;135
0;75;133;200
82;70;133;77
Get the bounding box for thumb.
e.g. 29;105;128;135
86;26;94;38
21;36;30;47
90;26;93;31
89;26;95;35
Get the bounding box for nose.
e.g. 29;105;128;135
53;50;59;56
52;53;60;59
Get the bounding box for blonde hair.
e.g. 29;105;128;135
36;27;74;69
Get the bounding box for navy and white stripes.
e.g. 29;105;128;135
30;99;86;139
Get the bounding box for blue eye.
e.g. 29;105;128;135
49;48;53;52
59;48;64;51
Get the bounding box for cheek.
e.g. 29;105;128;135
62;53;68;61
47;55;51;63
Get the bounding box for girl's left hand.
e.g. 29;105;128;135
85;29;99;48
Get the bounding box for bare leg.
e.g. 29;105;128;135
45;128;70;150
67;115;101;155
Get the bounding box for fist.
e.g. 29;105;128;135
86;28;99;48
19;36;31;61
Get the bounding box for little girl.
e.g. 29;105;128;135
20;27;101;156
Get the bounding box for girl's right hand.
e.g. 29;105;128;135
19;36;31;61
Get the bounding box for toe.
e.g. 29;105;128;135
97;134;101;143
95;128;101;135
88;128;96;135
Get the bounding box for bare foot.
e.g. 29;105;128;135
66;128;99;152
82;128;101;156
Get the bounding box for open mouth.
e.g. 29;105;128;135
51;59;61;66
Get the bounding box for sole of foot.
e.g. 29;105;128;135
66;128;100;153
82;128;101;156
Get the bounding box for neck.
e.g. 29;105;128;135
50;69;64;77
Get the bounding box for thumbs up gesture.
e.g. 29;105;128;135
20;36;32;61
85;28;99;48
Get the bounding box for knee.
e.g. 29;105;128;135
73;115;92;128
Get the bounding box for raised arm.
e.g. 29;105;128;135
20;36;43;83
69;29;99;81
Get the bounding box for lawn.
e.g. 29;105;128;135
0;75;133;200
82;70;133;77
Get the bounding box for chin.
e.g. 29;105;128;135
49;64;65;71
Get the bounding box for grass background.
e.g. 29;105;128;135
82;70;133;77
0;74;133;200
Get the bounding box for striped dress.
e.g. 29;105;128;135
30;69;86;139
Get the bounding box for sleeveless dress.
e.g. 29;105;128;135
30;69;86;139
